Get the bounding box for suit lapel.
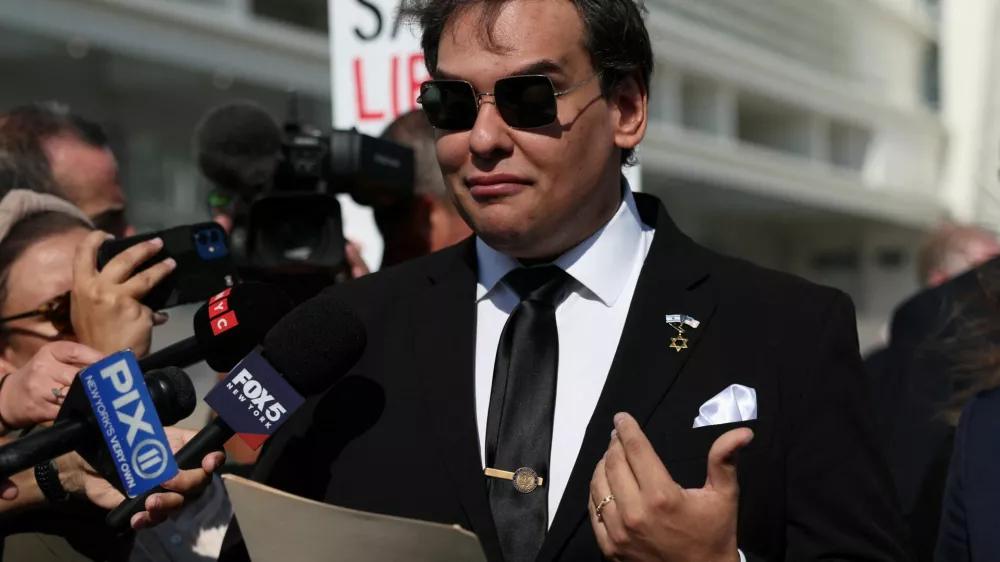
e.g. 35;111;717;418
411;239;504;561
538;194;718;562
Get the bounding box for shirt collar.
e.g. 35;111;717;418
476;182;647;307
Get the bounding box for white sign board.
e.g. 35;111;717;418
329;0;642;270
329;0;427;270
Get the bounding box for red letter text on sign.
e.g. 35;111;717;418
410;53;426;112
212;311;239;336
391;55;401;119
354;58;385;121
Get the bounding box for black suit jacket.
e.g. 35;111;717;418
220;193;907;562
871;257;1000;560
936;386;1000;561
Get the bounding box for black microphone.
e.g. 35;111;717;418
137;282;295;373
107;290;367;531
0;367;196;479
194;101;282;200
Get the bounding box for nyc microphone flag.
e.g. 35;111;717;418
205;350;305;450
80;350;179;497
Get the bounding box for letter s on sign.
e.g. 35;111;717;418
211;311;239;336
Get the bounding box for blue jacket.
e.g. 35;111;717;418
937;386;1000;561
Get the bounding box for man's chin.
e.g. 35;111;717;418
474;223;531;253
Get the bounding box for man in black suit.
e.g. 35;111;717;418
220;1;907;560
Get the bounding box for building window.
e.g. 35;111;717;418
922;43;941;110
252;0;328;33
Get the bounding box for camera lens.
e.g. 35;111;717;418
210;230;220;242
196;233;207;245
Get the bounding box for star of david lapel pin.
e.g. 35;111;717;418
666;314;699;352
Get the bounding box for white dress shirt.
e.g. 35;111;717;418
474;187;654;526
474;189;748;562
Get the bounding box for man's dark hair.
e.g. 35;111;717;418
0;102;109;199
401;0;653;166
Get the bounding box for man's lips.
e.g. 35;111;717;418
465;174;532;198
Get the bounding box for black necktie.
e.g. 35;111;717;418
485;265;573;562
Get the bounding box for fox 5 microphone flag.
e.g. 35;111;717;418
81;350;179;497
205;350;305;450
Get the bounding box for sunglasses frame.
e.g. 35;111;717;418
0;292;73;336
417;72;602;130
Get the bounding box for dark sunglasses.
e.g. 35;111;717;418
0;292;73;336
417;72;601;131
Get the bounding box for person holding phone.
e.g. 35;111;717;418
0;190;223;561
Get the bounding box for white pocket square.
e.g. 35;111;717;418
692;384;757;428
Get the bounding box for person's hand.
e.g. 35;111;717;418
588;413;753;562
57;427;225;529
1;478;16;501
70;231;175;358
0;341;104;431
345;240;371;279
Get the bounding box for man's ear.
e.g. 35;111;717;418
610;72;648;154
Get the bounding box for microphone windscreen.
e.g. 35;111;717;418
262;291;367;396
145;366;197;425
194;101;282;195
194;282;295;372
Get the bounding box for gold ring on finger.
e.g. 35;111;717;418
595;494;615;522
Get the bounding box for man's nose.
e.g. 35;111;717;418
468;100;515;161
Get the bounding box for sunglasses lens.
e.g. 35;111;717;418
495;75;558;129
419;81;479;130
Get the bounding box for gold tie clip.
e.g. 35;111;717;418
484;467;544;494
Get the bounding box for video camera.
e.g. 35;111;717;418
197;94;414;302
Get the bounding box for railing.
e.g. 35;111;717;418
650;0;857;79
648;0;937;104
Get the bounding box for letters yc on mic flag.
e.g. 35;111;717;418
82;351;180;497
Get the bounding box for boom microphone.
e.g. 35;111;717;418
107;290;367;531
195;101;282;198
138;282;295;373
0;367;196;479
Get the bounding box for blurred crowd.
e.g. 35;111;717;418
0;102;468;561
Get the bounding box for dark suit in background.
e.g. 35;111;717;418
867;256;1000;561
936;386;1000;561
220;194;907;562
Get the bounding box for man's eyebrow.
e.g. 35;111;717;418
433;59;567;81
508;59;565;77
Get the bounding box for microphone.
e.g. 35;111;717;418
107;290;367;531
194;101;282;200
137;282;295;373
0;367;196;480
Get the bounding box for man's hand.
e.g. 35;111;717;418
0;341;104;431
58;426;225;529
588;413;753;562
345;240;371;279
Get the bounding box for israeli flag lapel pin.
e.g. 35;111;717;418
666;314;698;352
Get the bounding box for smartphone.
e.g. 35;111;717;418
96;222;239;311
